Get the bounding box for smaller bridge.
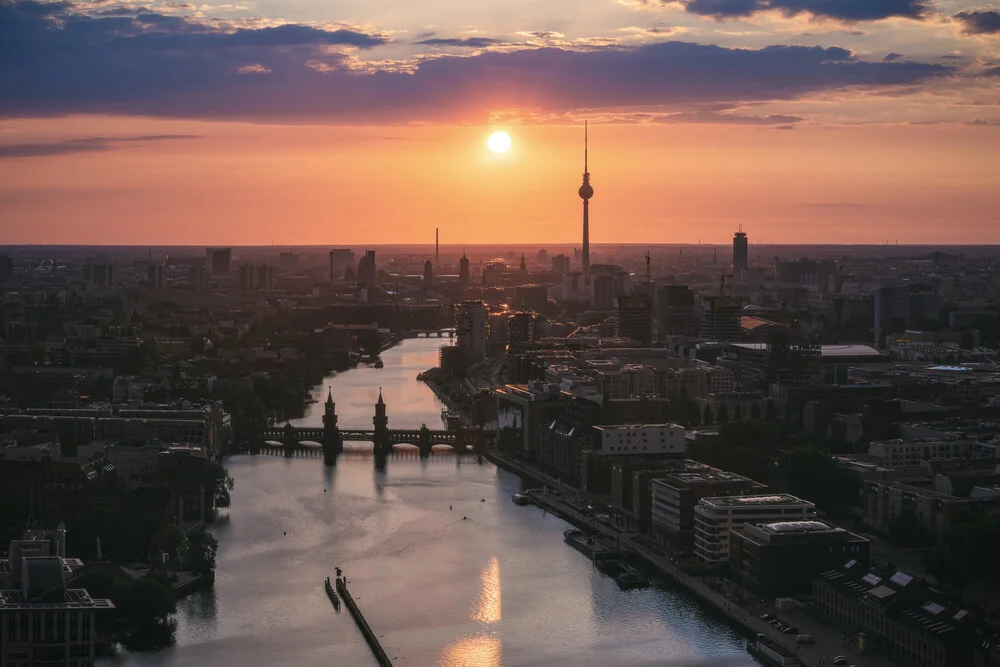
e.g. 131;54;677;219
257;388;490;467
402;328;455;338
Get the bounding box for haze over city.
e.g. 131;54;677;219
2;0;1000;244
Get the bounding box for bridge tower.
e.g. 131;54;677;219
373;389;390;466
283;421;297;458
418;424;432;458
322;388;342;465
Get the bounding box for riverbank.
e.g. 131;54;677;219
484;448;897;667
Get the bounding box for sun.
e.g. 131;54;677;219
487;131;512;154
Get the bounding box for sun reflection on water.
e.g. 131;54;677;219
439;556;503;666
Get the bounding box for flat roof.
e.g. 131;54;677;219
702;494;812;508
730;343;881;358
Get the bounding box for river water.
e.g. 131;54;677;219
103;338;756;667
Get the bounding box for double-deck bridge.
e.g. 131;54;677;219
258;389;488;466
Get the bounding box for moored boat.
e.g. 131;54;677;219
747;634;801;667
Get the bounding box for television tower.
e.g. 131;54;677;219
578;121;593;279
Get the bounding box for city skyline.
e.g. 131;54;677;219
2;0;1000;244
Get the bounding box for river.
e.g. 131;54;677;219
103;337;757;667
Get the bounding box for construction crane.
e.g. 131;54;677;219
718;273;734;297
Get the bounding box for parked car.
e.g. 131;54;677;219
833;657;848;666
760;613;775;621
796;634;814;644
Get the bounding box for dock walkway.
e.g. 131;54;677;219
335;577;393;667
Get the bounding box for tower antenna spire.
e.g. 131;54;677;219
584;120;588;174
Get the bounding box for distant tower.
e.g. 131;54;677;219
423;259;434;284
518;253;528;283
435;228;439;267
459;252;471;286
734;226;749;276
578;121;594;279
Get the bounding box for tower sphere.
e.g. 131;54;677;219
579;184;594;200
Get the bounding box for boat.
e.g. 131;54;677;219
374;359;384;368
512;492;532;506
747;634;801;667
596;557;649;590
563;529;622;562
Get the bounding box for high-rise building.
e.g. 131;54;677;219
658;285;697;337
0;255;13;281
146;263;165;290
357;250;377;287
459;252;471;286
593;274;615;311
733;227;748;275
82;263;115;289
699;296;743;342
239;263;274;291
508;312;537;346
423;259;434;284
618;294;654;346
578;122;593;279
329;249;355;282
456;301;488;360
205;247;232;275
518;253;529;284
551;254;570;275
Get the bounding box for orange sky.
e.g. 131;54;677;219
2;116;998;245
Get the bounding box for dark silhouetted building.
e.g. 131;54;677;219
357;250;377;287
578;122;593;277
730;520;869;598
423;260;434;284
329;249;355;282
239;263;274;291
0;255;12;281
514;285;547;313
551;254;570;275
83;263;114;289
733;227;748;275
205;247;232;275
618;295;654;346
700;296;743;342
658;285;697;337
459;252;471;286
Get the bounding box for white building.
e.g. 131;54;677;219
868;439;988;467
456;301;488;360
594;424;686;456
693;494;816;563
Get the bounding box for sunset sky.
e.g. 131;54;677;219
1;0;999;245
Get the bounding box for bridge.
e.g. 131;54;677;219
402;328;455;338
257;388;490;466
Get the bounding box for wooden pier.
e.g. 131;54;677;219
335;576;393;667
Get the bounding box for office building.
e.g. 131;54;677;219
693;494;816;564
814;561;987;667
328;249;355;282
82;264;114;290
423;260;434;284
0;255;12;281
507;312;537;347
657;285;697;338
733;227;748;275
730;520;869;598
551;254;570;275
456;301;488;361
863;477;1000;541
205;247;232;275
650;461;766;545
357;250;377;287
699;296;743;342
0;533;114;667
593;275;615;311
618;295;654;346
239;263;274;291
594;424;686;457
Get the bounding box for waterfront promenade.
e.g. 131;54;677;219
486;449;898;667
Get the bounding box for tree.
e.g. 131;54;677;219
186;530;218;576
118;578;177;628
888;508;926;547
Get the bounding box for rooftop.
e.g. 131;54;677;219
701;494;813;508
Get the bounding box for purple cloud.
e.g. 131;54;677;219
955;10;1000;35
0;1;953;123
674;0;928;21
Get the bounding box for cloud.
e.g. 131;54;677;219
651;110;805;124
884;52;902;61
955;10;1000;35
0;134;198;158
642;0;929;22
416;37;502;48
0;0;953;123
